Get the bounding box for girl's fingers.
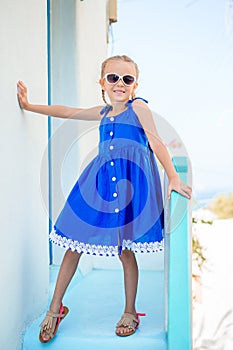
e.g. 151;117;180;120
16;81;28;110
167;187;171;199
178;185;192;199
167;184;192;200
17;82;27;101
181;189;191;199
17;81;26;90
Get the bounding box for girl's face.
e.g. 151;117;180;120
100;60;138;104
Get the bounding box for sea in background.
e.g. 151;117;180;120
193;186;232;210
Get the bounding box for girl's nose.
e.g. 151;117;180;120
116;78;124;86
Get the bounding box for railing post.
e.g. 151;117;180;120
164;156;192;350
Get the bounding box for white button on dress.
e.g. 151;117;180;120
110;131;114;136
110;117;114;122
113;192;118;197
114;208;119;213
112;176;116;181
110;161;114;166
109;145;114;150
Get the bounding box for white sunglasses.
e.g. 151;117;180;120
104;73;136;86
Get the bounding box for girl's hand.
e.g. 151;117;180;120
167;176;192;200
17;80;29;109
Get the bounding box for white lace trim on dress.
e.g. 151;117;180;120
49;230;164;257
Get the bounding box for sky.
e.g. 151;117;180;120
110;0;233;200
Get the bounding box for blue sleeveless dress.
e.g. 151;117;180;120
50;98;164;256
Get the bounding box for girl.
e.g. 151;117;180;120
17;55;191;343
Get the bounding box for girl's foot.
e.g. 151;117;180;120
116;312;145;336
39;304;69;343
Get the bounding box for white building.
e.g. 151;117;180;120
0;1;116;349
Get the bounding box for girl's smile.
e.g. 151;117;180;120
113;88;125;95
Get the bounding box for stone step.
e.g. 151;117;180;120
23;269;166;350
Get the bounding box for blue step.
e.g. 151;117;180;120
23;269;166;350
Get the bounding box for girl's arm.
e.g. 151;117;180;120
17;81;102;121
133;100;192;199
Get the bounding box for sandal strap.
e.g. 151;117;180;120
40;306;66;332
46;310;66;319
116;312;139;331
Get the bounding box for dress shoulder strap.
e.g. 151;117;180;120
100;104;113;116
127;97;149;106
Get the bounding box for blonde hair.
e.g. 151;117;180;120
101;55;139;104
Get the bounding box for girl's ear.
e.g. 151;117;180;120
99;78;105;90
132;82;138;96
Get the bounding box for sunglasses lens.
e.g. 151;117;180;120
123;75;135;86
105;73;136;86
106;74;119;84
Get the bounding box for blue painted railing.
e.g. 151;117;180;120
164;157;192;350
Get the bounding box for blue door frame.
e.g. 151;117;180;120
47;0;53;264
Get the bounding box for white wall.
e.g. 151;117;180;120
76;0;109;106
0;1;49;349
50;0;109;266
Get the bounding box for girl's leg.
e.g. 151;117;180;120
40;250;82;341
117;249;138;335
50;250;82;312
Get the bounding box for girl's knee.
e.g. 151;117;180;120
118;249;135;263
65;249;82;261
